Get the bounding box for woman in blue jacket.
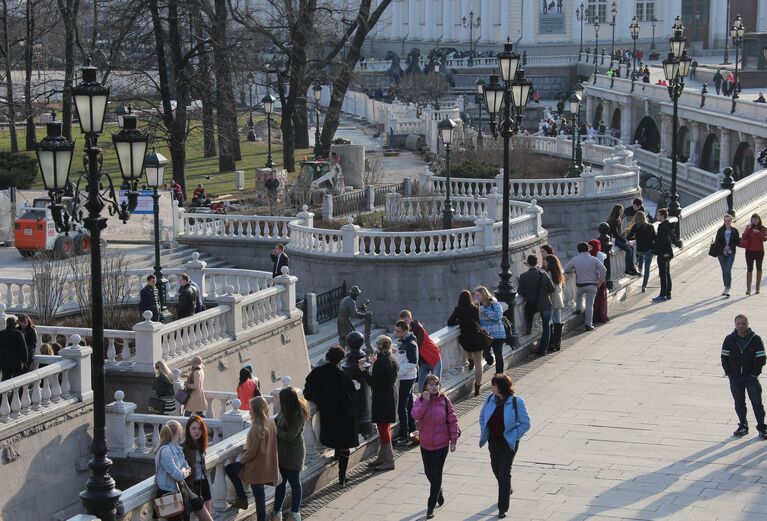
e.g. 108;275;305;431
479;374;531;519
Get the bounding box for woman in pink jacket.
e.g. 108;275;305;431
411;375;459;519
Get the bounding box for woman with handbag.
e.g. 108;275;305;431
184;356;207;417
741;213;767;295
358;335;399;471
411;375;459;519
224;396;280;520
474;286;506;375
154;420;212;521
542;254;565;351
182;416;213;516
153;361;177;415
272;387;310;521
479;374;531;519
447;290;488;396
713;214;740;297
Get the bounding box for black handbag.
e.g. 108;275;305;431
148;397;167;414
708;241;722;258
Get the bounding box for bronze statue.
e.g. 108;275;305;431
337;286;369;347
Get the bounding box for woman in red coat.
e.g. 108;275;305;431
741;213;767;295
589;239;609;324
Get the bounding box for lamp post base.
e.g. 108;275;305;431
247;131;256;142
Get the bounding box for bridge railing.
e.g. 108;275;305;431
180;214;293;242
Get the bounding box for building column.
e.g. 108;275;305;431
585;96;595;128
719;128;732;172
521;0;535;44
443;0;453;41
660;114;672;156
709;0;728;50
409;0;419;40
391;0;402;40
500;0;510;42
425;0;436;42
759;0;767;32
689;123;701;166
460;0;470;44
620;101;632;144
480;0;492;44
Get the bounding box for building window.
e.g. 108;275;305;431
586;0;608;23
636;1;656;22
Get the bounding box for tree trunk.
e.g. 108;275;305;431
23;0;35;150
211;0;236;172
191;8;216;157
293;88;309;150
167;0;189;183
56;0;79;140
1;0;18;152
149;0;186;190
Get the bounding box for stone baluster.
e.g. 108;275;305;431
133;311;165;372
474;214;495;251
274;269;298;318
341;218;360;256
527;200;543;236
186;252;208;299
297;204;314;228
485;188;502;221
106;390;138;457
270;376;293;415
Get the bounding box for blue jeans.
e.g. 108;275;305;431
225;462;266;521
417;359;443;392
551;308;562;324
397;378;416;439
274;466;302;514
729;376;766;430
718;254;736;289
537;308;552;355
637;250;654;288
614;239;635;271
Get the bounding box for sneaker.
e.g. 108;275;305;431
584;325;595;331
641;286;646;293
393;438;411;446
759;431;767;440
498;513;507;519
733;424;749;437
652;295;667;302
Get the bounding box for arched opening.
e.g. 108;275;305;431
732;142;755;180
610;108;621;139
677;126;691;163
633;116;660;153
593;104;603;128
701;133;720;173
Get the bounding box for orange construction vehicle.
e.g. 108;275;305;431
14;198;91;259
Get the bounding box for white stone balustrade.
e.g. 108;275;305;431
180;214;293;241
0;334;91;425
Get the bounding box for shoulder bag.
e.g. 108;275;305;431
708;240;722;258
512;396;521;454
443;396;461;439
153;448;186;519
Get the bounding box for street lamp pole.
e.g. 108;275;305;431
145;149;172;322
663;16;692;246
462;11;481;66
609;2;617;67
566;82;584;178
484;39;532;347
651;16;657;50
723;0;731;64
475;77;485;148
262;93;276;168
438;118;457;230
576;3;585;57
731;15;744;96
593;20;601;82
246;72;256;142
313;82;323;159
630;16;640;91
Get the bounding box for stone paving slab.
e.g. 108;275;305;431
303;245;767;520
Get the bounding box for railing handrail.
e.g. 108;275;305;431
156;304;231;336
0;358;77;393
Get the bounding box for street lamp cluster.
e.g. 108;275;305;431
566;82;585;178
35;62;170;521
730;15;744;104
313;82;323;159
662;16;693;246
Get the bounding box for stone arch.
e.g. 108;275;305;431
732;141;755;180
633;116;660;153
593;103;603;128
610;108;621;138
701;133;721;173
677;126;691;163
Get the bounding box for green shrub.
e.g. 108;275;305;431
0;151;38;189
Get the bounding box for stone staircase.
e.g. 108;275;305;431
305;318;388;366
108;243;232;272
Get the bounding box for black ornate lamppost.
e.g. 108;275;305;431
723;0;731;64
483;40;532;347
262;93;276;168
438;117;456;230
313;82;323;159
462;11;481;66
630;16;640;84
144;148;173;323
662;16;692;246
609;2;617;67
593;19;601;83
651;16;657;51
566;82;585;178
475;77;485;148
730;15;744;97
36;62;152;521
114;103;130;129
246;72;256;142
576;3;585;58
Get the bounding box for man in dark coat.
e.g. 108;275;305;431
517;255;556;355
140;274;162;322
303;346;359;485
0;317;29;380
177;273;198;319
271;244;289;278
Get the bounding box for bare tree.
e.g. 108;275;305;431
395;72;450;114
0;0;22;152
363;157;385;186
30;256;68;324
69;250;131;330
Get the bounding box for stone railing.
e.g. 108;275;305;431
288;201;543;259
180;213;293;242
355;54;578;72
631;147;721;197
0;334;91;426
36;325;136;365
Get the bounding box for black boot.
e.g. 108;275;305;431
337;449;350;486
551;323;563;351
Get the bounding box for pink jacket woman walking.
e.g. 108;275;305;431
411;375;459;519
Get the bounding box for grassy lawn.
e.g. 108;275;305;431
0;113;311;198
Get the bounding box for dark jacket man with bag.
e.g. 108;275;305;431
177;274;199;319
0;317;28;380
517;255;556;355
652;209;675;302
140;274;162;322
721;314;766;438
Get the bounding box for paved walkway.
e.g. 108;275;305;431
304;248;767;520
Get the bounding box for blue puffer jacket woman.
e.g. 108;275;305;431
475;286;506;374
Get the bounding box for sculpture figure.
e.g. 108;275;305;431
337;286;369;347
